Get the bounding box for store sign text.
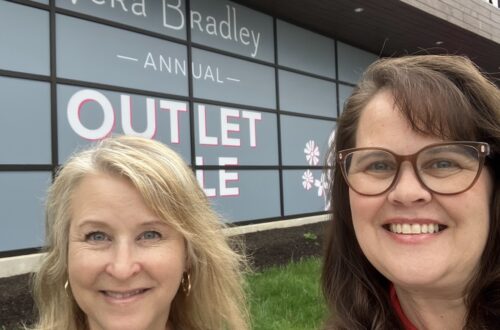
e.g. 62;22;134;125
68;0;262;58
67;89;263;197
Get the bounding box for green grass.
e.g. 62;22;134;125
247;257;327;330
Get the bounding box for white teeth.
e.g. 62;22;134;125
388;223;442;235
411;224;420;234
104;289;144;299
422;224;428;233
402;224;411;234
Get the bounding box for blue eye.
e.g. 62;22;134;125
139;231;161;240
367;161;394;171
430;160;457;169
85;231;109;242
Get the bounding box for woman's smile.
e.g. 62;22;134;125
100;288;152;303
350;90;491;290
68;173;187;330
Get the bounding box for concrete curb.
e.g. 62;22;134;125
0;214;330;278
223;214;329;236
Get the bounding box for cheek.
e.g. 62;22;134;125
67;245;81;277
170;246;187;273
349;191;384;228
439;169;492;228
67;244;103;287
438;191;491;249
149;242;187;278
168;235;188;272
349;192;388;254
67;246;101;315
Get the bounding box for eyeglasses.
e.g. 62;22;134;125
337;142;490;196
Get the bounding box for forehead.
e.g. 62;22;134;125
355;91;444;151
72;173;137;203
69;173;158;227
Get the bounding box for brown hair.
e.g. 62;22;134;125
322;55;500;329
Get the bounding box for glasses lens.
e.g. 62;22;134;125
417;144;481;194
343;149;397;195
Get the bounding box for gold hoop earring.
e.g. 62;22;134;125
64;280;70;296
181;272;191;296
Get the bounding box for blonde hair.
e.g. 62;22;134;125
32;135;249;330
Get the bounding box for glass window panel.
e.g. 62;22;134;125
192;48;276;109
197;169;281;222
57;84;191;164
337;42;378;84
56;0;186;40
277;20;335;78
280;115;335;166
0;77;51;164
56;14;188;95
0;1;49;75
194;103;278;165
191;0;273;62
279;70;337;118
0;172;51;252
283;169;329;216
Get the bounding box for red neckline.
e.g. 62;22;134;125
390;284;419;330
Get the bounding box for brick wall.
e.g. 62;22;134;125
401;0;500;44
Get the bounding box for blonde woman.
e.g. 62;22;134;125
31;135;249;330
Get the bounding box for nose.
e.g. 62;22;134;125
105;241;141;280
387;161;432;206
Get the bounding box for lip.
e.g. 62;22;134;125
383;217;444;225
99;288;151;304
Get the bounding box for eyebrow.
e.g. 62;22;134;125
424;146;475;158
352;150;393;163
139;220;169;228
77;220;109;229
76;219;169;229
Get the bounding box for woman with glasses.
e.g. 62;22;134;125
322;55;499;329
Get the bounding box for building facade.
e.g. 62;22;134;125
0;0;498;271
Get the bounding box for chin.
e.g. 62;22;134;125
90;318;162;330
384;264;449;289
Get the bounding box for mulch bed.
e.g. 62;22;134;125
0;221;327;328
243;221;326;270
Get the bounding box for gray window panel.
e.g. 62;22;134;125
0;1;49;75
191;0;273;62
277;20;335;78
338;84;354;114
194;103;278;165
56;14;188;96
192;48;276;109
279;70;337;118
57;84;191;164
0;172;50;252
337;42;378;84
280;115;336;166
56;0;186;40
197;170;281;222
283;169;329;216
0;77;51;164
